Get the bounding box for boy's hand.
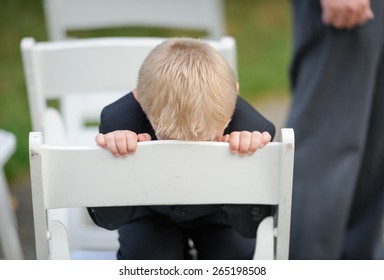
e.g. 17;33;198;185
96;130;271;157
218;131;271;156
95;130;151;157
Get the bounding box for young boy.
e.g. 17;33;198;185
88;37;275;260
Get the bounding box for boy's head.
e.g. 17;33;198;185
136;37;238;141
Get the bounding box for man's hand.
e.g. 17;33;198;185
95;130;151;157
218;131;272;156
320;0;374;29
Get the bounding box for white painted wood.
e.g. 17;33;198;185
29;128;294;260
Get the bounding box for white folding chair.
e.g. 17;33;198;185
20;36;237;146
0;129;23;259
29;128;294;260
43;0;226;41
21;35;238;259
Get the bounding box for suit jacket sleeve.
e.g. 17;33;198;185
225;96;275;138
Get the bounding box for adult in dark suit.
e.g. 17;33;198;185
287;0;384;259
88;38;275;259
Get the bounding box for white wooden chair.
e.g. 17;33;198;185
21;35;238;260
0;129;23;259
29;128;294;260
20;36;237;146
43;0;226;41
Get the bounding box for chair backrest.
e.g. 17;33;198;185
21;35;238;260
43;0;226;40
20;36;237;145
29;128;294;260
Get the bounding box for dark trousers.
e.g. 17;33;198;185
287;0;384;259
116;212;255;260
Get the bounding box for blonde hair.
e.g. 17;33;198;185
136;37;237;141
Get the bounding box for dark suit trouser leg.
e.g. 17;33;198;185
287;0;384;259
116;212;255;260
342;47;384;259
117;216;190;260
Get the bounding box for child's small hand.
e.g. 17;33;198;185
218;131;271;156
95;130;152;157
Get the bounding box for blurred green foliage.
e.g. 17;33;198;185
0;0;292;185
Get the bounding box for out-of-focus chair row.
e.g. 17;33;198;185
0;129;23;259
43;0;227;41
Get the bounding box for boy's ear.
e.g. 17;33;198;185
236;82;240;94
132;89;140;103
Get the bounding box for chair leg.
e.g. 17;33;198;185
253;216;274;260
0;170;24;259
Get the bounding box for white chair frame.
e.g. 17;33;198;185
29;128;294;260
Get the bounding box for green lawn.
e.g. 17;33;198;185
0;0;292;184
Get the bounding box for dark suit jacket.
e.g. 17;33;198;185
88;92;275;238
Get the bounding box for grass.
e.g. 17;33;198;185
0;0;292;185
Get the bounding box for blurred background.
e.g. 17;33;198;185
0;0;292;185
0;0;292;259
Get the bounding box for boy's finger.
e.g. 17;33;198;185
115;131;129;156
95;133;106;148
138;133;152;142
125;131;138;153
260;132;272;147
104;133;120;157
229;132;240;154
238;131;252;156
217;134;230;143
248;131;262;154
